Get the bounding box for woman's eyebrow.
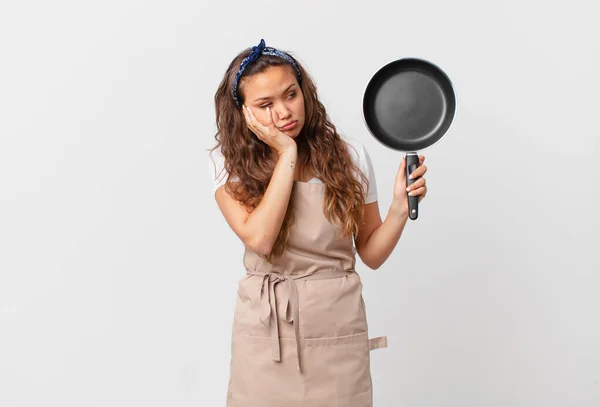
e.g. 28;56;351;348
254;83;296;102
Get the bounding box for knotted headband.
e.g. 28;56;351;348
232;39;302;107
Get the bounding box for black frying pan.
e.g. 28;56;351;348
362;58;456;220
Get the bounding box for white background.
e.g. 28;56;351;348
1;0;599;406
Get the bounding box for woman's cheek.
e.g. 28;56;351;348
297;99;306;116
259;111;268;124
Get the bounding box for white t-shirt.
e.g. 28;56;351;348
208;136;378;204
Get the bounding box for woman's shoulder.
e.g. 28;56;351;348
208;145;240;194
340;135;370;164
340;136;378;203
208;145;225;178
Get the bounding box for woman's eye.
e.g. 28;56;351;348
259;92;295;108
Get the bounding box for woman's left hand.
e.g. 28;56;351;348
392;155;428;211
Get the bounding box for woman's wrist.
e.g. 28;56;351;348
272;147;298;180
389;198;409;218
278;146;298;159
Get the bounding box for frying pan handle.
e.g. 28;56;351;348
406;152;420;220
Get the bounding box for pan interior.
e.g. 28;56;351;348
364;61;455;151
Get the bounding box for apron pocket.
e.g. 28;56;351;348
298;332;372;400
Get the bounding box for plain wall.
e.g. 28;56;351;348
1;0;598;406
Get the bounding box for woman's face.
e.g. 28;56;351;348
241;65;305;139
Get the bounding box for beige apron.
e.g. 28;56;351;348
227;181;387;407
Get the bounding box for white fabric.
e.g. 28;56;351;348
208;136;378;203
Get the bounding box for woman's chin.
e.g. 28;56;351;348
285;127;303;138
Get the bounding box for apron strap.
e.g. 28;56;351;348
368;336;388;351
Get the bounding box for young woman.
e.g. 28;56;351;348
208;39;428;407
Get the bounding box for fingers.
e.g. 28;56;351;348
242;106;268;139
395;156;407;186
406;177;426;195
409;184;427;204
245;106;267;131
408;156;427;200
408;184;427;196
396;156;406;173
409;163;427;180
265;107;275;126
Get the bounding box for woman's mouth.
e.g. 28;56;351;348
280;121;298;131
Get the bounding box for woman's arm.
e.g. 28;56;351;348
355;155;428;269
354;201;408;270
215;147;297;256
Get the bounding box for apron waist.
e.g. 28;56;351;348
245;269;355;373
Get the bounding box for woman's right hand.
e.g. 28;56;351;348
242;105;297;155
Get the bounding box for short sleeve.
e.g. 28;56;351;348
345;138;378;204
208;146;239;194
359;143;378;204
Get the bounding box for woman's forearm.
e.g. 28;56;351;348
244;148;298;254
362;200;409;269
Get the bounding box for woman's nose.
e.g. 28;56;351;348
275;104;291;119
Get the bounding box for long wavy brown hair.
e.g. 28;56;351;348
209;44;369;262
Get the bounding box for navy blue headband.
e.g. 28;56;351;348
232;39;302;107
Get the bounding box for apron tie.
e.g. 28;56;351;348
250;269;355;374
257;273;302;372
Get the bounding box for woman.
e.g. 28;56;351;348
208;39;428;407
